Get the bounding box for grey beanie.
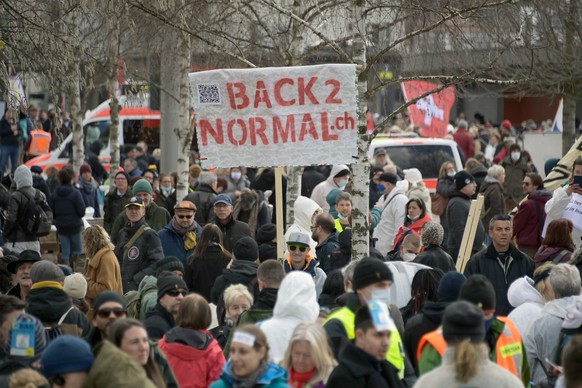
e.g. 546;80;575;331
30;260;65;283
421;222;445;246
14;165;33;189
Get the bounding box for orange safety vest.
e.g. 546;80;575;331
417;316;522;377
28;130;52;156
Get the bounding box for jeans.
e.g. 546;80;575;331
58;232;83;264
0;145;20;175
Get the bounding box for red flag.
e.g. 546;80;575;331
401;81;456;138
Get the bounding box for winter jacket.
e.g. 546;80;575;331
545;185;582;249
327;342;404;388
502;156;530;204
115;218;164;293
0;116;18;146
284;196;321;252
103;188;132;233
283;255;327;298
145;303;176;341
26;281;90;337
215;216;252;253
392;213;432;251
310;165;349;213
211;260;259;305
415;346;523;388
155;189;177;216
183;183;217;226
453;127;474;159
76;177;100;217
159;327;225;388
158;221;202;262
446;191;485;262
436;176;455;227
373;186;408;256
469;164;488;198
50;183;85;235
259;272;320;362
513;190;552;250
225;175;251;199
32;174;52;204
480;176;505;229
250;169;287;225
111;202;171;244
185;244;231;302
3;187;47;243
507;276;544;336
413;245;455;273
85;246;123;307
534;245;573;267
211;361;291;388
464;243;534;316
315;231;340;273
524;295;580;386
84;340;156;388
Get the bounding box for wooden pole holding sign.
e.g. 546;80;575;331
275;167;285;262
456;194;484;273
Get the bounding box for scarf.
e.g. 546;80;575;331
230;360;268;388
171;219;198;250
289;368;317;388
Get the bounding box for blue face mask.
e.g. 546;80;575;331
408;214;420;221
377;184;385;192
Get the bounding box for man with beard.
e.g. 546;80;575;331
145;272;188;341
158;201;201;262
85;291;127;347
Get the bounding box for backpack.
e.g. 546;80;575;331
17;189;52;237
44;306;75;343
125;283;158;320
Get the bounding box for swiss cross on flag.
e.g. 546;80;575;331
401;81;456;138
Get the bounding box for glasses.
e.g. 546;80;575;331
50;375;66;386
176;214;193;220
96;307;126;318
288;245;307;252
166;290;187;297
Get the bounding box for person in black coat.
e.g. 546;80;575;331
250;168;286;227
84;141;108;184
403;271;466;374
301;166;326;198
145;273;187;341
327;306;404;388
413;222;455;273
30;166;52;204
212;194;251;253
49;166;85;266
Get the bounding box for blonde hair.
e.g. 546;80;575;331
224;284;253;310
534;262;554;302
281;322;337;384
9;368;49;388
452;340;488;383
82;225;114;258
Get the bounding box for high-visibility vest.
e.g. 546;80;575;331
334;219;344;233
416;316;522;378
325;305;405;378
28;130;51;156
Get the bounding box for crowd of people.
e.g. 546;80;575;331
1;113;582;387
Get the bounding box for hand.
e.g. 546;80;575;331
568;183;582;196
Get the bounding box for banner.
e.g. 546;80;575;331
401;81;456;138
189;64;358;168
561;193;582;231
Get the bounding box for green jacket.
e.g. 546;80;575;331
223;308;274;358
418;318;531;385
111;201;171;244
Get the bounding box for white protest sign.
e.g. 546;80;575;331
562;193;582;231
189;64;358;168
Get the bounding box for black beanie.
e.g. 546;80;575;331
442;300;485;343
155;256;185;277
454;171;475;191
233;236;259;261
437;271;467;302
157;272;188;302
459;274;496;311
255;224;277;244
93;291;127;312
352;257;393;290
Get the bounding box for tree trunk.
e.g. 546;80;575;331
563;93;576;155
351;0;370;260
107;17;121;192
70;67;84;172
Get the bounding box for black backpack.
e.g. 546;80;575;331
17;189;52;237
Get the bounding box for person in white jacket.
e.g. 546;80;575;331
310;165;350;213
507;276;546;336
284;196;321;252
545;157;582;248
373;172;408;256
259;271;320;362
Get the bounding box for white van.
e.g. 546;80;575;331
368;135;464;192
25;96;160;171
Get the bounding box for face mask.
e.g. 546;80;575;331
369;288;391;306
402;252;416;262
338;213;349;221
447;171;456;178
511;152;521;161
161;186;173;195
376;184;385;192
337;179;348;188
231;172;242;180
408;214;420;221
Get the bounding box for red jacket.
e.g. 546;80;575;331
158;328;225;388
512;191;551;250
453;128;474;159
392;213;432;251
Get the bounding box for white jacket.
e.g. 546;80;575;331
373;186;408;255
544;186;582;248
284;196;321;252
310;165;349;213
259;271;319;362
507;276;544;336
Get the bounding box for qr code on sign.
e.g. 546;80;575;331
197;83;221;105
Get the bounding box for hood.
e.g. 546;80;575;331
55;184;76;197
326;165;349;185
422;300;449;324
469;165;488;176
162;328;213;359
385;183;406;201
14;165;32;189
543;295;580;319
292;196;321;231
26;287;73;322
483;176;502;186
528;190;552;203
223;260;258;283
536;245;573;263
272;271;319;321
138;275;157;292
77;178;95;193
508;276;544;308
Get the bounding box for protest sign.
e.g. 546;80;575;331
401;81;456;138
561;193;582;231
189;64;358;168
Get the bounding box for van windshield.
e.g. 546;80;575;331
379;145;455;179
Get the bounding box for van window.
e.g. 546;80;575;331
123;119;160;149
379;145;455;179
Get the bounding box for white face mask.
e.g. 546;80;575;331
369;288;391;306
402;252;416;262
511;152;521;161
161;186;173;195
447;171;456;178
338;213;349;221
231;172;242;180
337;179;348;188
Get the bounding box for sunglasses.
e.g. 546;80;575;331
288;245;307;252
50;375;66;386
166;290;187;297
176;214;193;219
96;307;126;318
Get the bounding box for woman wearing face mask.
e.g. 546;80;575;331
501;144;530;212
391;198;432;252
211;325;291;388
225;167;250;200
155;173;177;216
434;161;456;245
